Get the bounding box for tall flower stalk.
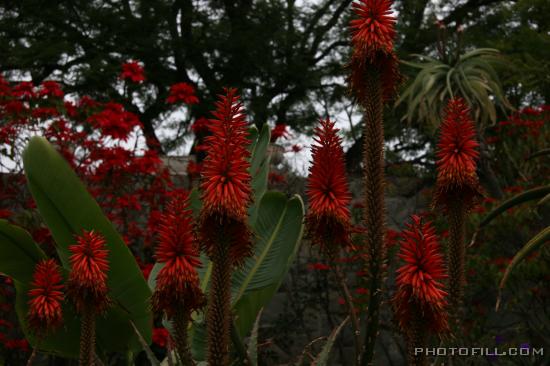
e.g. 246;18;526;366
199;88;252;366
349;1;400;364
152;192;204;364
393;216;448;366
306;119;359;363
434;98;481;314
66;230;110;366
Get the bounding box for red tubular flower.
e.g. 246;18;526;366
27;259;64;335
66;230;110;314
349;0;400;101
434;98;482;209
306;118;352;256
199;88;252;265
166;83;199;105
152;192;204;318
120;61;145;83
393;215;448;335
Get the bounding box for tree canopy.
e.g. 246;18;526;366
1;0;547;154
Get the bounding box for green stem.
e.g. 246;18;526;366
407;305;428;366
207;242;232;366
79;306;96;366
448;199;466;320
173;308;194;366
360;69;387;366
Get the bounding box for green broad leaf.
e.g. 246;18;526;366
249;124;271;217
22;136;152;356
479;186;550;228
496;226;550;310
248;308;263;366
232;193;304;336
191;192;304;360
0;220;46;283
312;317;349;366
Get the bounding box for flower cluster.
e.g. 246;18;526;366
271;124;289;142
306;118;352;256
27;259;64;335
199;88;252;265
393;215;448;335
434;98;482;209
120;61;146;83
66;230;110;314
349;0;400;101
87;102;142;140
166;82;199;105
152;192;204;318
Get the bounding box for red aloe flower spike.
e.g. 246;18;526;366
199;88;253;366
67;230;110;314
305;119;360;363
66;230;110;366
306;118;352;257
349;0;401;102
393;215;448;366
434;98;482;316
434;97;482;209
199;87;253;266
27;259;64;336
350;0;396;54
152;191;204;364
348;2;401;364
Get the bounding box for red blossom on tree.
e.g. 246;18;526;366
393;215;448;334
152;192;204;318
66;230;110;314
434;98;482;209
271;124;289;142
12;81;35;99
27;259;64;335
120;61;145;83
0;75;11;97
199;88;252;265
87;102;142;140
166;82;199;105
305;118;352;256
38;81;64;98
349;0;400;101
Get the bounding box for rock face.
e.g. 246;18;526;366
256;170;432;365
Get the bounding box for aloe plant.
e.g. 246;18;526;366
149;124;305;362
0;137;153;358
396;48;512;131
